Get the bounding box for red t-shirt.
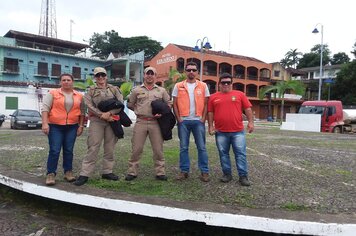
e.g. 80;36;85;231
208;90;252;132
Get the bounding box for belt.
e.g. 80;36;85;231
137;116;156;121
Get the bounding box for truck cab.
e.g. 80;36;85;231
298;100;344;133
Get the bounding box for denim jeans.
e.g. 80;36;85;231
215;130;248;177
178;120;209;173
47;124;78;174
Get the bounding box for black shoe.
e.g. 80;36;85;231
220;174;232;183
73;176;88;186
125;174;137;181
102;173;119;181
156;175;168;181
239;176;251;186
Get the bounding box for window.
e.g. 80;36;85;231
274;70;280;77
6;97;18;109
72;66;81;79
37;62;48;76
4;57;19;73
327;106;336;116
51;64;61;77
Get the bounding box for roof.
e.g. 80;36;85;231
4;30;88;50
173;44;265;63
286;67;306;76
297;64;344;72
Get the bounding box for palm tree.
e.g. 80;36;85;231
120;81;133;100
284;49;302;69
73;77;95;90
259;80;305;123
164;68;186;96
74;77;132;100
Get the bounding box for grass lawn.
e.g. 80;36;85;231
0;125;355;214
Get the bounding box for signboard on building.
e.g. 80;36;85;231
157;53;176;65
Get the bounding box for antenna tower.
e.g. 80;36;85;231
39;0;57;38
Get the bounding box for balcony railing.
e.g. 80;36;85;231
260;77;271;82
247;75;258;80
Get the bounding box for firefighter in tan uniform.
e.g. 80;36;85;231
74;67;123;186
125;67;171;181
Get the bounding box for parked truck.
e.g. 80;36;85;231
298;100;356;133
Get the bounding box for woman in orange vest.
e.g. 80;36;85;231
41;73;85;186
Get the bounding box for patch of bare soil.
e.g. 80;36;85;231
0;126;355;226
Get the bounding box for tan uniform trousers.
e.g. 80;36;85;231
127;118;165;176
80;119;118;177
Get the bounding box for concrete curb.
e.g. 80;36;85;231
1;173;355;236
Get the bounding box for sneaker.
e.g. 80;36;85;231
73;175;88;186
125;174;137;181
102;173;119;181
239;176;251;186
220;174;232;183
175;172;189;180
64;171;76;182
45;173;56;186
156;175;168;181
200;173;210;182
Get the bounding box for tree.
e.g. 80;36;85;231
259;80;305;123
74;77;95;90
280;49;302;68
89;30;163;59
164;68;186;97
331;61;356;105
331;52;350;65
297;44;331;68
120;82;133;100
127;36;163;59
352;41;356;58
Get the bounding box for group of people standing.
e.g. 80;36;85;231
41;63;254;187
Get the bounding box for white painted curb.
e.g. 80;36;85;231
0;174;355;235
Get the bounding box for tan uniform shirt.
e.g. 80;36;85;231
127;84;170;118
85;84;123;121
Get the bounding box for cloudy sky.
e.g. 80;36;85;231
1;0;355;63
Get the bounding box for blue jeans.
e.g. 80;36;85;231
178;120;209;173
47;124;78;175
215;131;248;177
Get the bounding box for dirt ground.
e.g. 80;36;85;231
0;121;356;234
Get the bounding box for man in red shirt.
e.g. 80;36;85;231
208;73;254;186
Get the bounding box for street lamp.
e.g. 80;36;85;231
193;37;212;80
312;23;323;100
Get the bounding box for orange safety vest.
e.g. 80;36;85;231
48;88;83;125
175;80;207;117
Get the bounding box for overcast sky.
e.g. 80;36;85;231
1;0;355;63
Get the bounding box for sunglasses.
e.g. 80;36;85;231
186;69;197;72
95;72;106;78
221;81;232;85
145;70;155;75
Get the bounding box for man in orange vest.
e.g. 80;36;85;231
172;61;210;182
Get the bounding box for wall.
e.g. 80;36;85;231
0;85;49;115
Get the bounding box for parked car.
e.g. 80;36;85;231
0;114;5;127
10;109;42;129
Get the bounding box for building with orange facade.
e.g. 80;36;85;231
145;43;303;120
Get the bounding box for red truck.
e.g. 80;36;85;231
298;100;356;133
